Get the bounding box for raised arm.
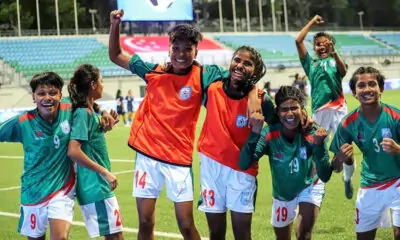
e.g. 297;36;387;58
109;9;131;70
331;49;347;77
295;15;323;59
239;112;267;170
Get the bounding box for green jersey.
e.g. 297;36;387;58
330;103;400;187
0;101;74;205
70;107;114;205
300;52;343;113
240;124;332;201
129;54;230;100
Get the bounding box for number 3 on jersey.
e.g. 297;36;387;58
373;138;380;152
135;170;147;189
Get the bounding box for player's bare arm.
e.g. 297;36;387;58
296;15;324;58
68;140;118;190
328;41;347;76
109;9;131;70
381;138;400;155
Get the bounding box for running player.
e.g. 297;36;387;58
0;72;75;240
330;66;400;239
67;64;124;240
295;15;354;199
240;86;333;240
116;89;128;126
108;9;230;239
197;45;277;239
126;89;134;124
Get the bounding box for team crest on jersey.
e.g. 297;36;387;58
60;120;70;134
240;192;252;206
329;59;336;68
299;147;307;160
236;114;248;128
179;86;192;100
381;128;392;138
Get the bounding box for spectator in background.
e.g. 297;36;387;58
125;89;134;125
291;73;309;107
116;89;128;126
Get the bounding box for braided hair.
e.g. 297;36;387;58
275;85;306;109
232;45;267;93
68;64;100;109
349;66;385;94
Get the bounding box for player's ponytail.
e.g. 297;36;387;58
68;64;100;110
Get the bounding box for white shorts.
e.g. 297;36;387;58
80;196;123;238
198;154;257;213
355;178;400;233
18;185;75;238
313;105;347;136
133;152;194;202
271;180;325;228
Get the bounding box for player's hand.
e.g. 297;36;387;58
381;138;400;155
248;112;264;134
247;88;262;127
312;15;324;24
300;109;314;133
110;109;119;124
100;110;117;132
331;155;344;173
103;171;118;191
110;9;124;25
340;143;354;159
314;128;328;145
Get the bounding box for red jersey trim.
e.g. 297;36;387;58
342;111;359;129
315;94;346;112
19;112;36;123
23;166;76;206
59;103;72;110
361;177;400;190
266;130;280;141
383;106;400;120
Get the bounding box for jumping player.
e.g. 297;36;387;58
108;9;235;239
295;15;353;199
67;64;124;240
0;72;75;240
240;86;333;240
197;45;275;239
330;66;400;239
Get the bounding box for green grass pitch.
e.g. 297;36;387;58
0;90;399;239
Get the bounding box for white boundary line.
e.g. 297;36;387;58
0;211;211;239
0;155;134;163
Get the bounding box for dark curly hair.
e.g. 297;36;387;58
68;64;100;109
232;45;267;93
313;32;336;45
275;85;306;109
168;24;203;46
349;66;385;94
30;72;64;93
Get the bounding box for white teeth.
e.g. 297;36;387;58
176;59;186;63
285;118;295;123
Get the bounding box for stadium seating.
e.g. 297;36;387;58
370;33;400;50
0;38;131;80
306;34;398;56
213;34;310;68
